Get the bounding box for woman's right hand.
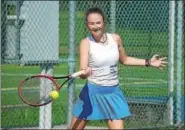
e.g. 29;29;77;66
80;67;92;79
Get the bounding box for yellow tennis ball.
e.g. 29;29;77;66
49;91;59;100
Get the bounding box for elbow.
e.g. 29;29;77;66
119;59;127;65
119;60;124;65
119;57;128;65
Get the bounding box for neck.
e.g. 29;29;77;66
92;33;107;43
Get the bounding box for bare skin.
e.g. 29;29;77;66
107;120;124;129
70;117;88;129
70;10;167;130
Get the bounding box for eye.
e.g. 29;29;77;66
96;21;101;24
88;22;95;25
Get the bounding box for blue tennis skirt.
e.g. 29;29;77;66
72;82;131;120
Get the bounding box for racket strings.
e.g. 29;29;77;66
21;77;56;105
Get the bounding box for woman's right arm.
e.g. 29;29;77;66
79;38;91;79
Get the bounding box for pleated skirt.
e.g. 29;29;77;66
72;82;131;120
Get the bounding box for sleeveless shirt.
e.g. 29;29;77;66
87;33;119;86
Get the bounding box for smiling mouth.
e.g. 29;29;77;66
93;28;100;32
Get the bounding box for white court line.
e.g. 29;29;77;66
1;73;38;76
3;125;106;129
1;73;65;77
2;73;167;80
2;72;168;82
121;77;167;83
1;73;171;91
1;88;18;91
1;81;168;91
1;104;28;108
1;87;40;91
3;73;183;84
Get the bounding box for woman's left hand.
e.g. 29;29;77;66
150;54;168;70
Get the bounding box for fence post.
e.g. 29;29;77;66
15;1;21;61
39;64;53;129
110;0;116;33
176;0;183;127
67;1;76;128
0;0;2;127
168;0;175;126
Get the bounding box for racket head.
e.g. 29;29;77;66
18;75;60;107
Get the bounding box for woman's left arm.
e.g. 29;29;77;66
112;33;168;69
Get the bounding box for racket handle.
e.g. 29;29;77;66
70;70;86;78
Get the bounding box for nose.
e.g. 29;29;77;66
93;24;98;28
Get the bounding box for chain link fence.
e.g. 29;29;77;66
1;0;184;129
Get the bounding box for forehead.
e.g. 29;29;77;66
87;13;104;22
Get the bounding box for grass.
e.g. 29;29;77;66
1;9;184;129
1;62;184;129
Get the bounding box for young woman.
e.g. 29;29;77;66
70;7;167;129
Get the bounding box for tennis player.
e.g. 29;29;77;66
70;7;167;129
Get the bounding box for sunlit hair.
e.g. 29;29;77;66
85;7;105;22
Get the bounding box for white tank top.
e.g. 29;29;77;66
87;33;119;86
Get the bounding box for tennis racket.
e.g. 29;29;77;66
18;70;85;107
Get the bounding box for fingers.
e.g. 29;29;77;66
157;65;165;70
158;67;164;70
161;61;168;65
161;63;167;66
153;54;159;57
152;54;167;61
160;57;167;61
160;57;168;67
85;67;92;76
79;67;92;79
152;54;160;59
157;62;168;70
83;67;92;77
160;64;167;67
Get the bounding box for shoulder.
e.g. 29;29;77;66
110;33;121;41
109;33;123;46
80;37;90;50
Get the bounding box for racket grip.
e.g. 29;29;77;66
71;70;86;78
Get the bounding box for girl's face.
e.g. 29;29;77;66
86;13;104;37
